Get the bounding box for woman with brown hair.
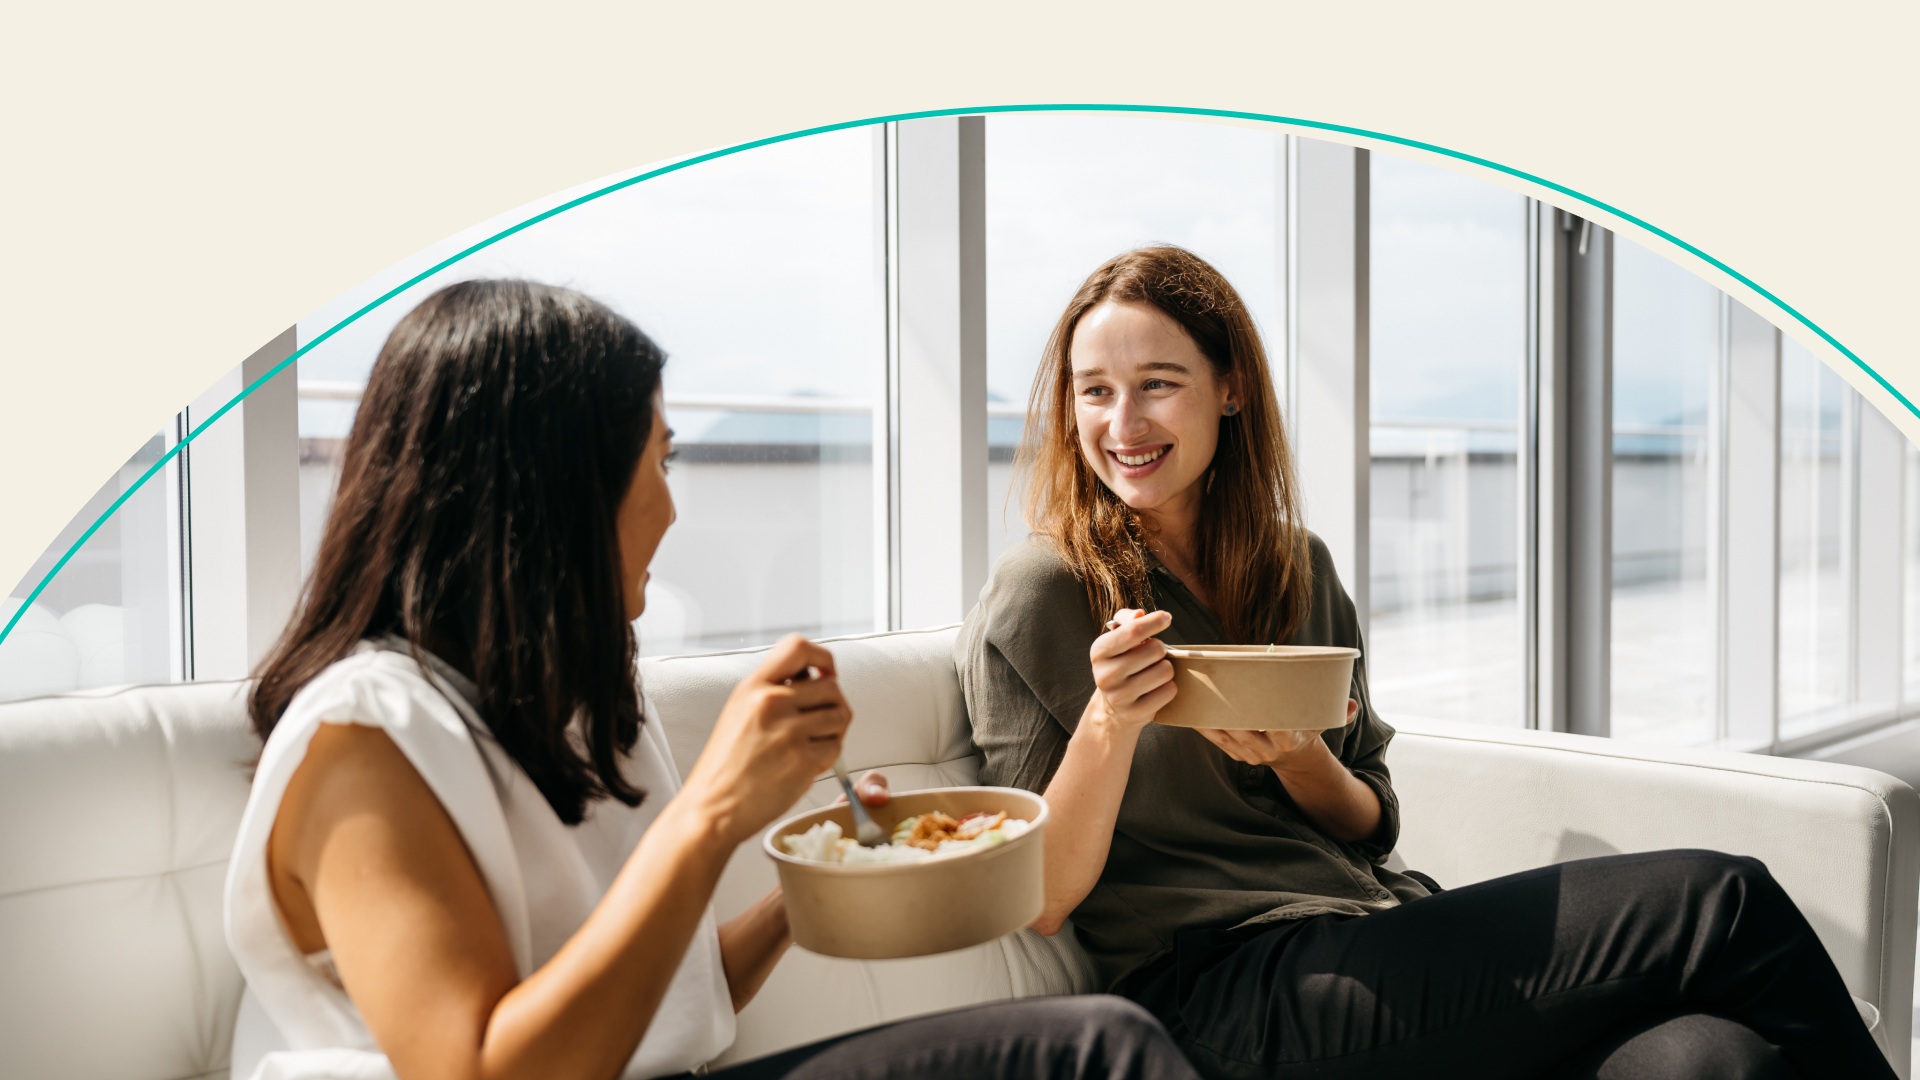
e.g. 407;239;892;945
958;246;1890;1079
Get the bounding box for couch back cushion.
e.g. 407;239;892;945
636;626;1095;1066
0;681;257;1080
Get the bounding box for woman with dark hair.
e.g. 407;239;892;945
959;246;1892;1079
227;279;1201;1080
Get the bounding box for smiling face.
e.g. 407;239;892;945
1070;301;1237;524
615;390;676;622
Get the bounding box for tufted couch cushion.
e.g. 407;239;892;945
0;680;257;1080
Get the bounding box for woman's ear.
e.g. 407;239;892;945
1222;372;1243;417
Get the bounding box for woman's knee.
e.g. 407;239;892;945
1648;849;1781;898
1568;1013;1792;1080
1034;993;1162;1033
1000;996;1189;1077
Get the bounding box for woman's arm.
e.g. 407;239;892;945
716;887;789;1013
715;771;889;1011
1032;609;1176;936
272;635;854;1080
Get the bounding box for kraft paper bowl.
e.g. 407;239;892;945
1153;645;1361;731
763;786;1047;960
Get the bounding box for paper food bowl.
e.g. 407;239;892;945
1153;645;1361;731
763;786;1047;960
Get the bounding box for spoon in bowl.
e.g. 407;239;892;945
786;662;887;847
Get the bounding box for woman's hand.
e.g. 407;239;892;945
677;634;853;848
1086;608;1177;733
832;770;892;807
1196;699;1382;843
1192;699;1358;773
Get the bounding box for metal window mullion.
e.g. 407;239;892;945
1522;199;1541;730
184;328;302;679
1842;390;1860;705
1853;387;1907;715
1708;294;1731;742
1292;139;1370;635
890;116;987;630
168;409;194;681
1565;221;1612;737
1284;135;1300;435
874;123;900;632
1533;205;1573;733
1724;301;1781;751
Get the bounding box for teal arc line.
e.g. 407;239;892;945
2;102;1905;650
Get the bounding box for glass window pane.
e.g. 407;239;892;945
1365;153;1526;726
985;114;1279;568
296;128;877;656
1610;238;1718;743
1778;336;1849;732
2;433;179;701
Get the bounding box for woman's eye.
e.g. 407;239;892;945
1144;379;1173;391
664;448;679;472
1078;385;1110;399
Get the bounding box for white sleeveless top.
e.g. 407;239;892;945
224;640;735;1080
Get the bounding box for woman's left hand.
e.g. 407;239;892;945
1193;699;1381;842
1194;699;1359;774
832;770;891;807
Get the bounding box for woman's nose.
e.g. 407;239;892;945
1111;393;1152;443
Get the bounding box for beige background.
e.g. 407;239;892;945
2;0;1914;596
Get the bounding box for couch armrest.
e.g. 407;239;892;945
1389;717;1920;1076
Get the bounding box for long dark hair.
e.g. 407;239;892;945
1019;246;1312;645
251;280;662;824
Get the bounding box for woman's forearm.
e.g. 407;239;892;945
717;887;791;1011
1034;699;1143;935
1270;740;1382;843
478;798;734;1080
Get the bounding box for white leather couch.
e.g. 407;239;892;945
2;625;1914;1080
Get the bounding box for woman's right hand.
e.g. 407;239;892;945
1087;608;1177;733
677;634;853;847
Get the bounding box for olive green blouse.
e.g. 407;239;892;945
955;531;1430;989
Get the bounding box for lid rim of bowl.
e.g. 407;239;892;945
1164;646;1362;661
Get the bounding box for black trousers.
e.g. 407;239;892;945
687;995;1202;1080
1112;850;1893;1080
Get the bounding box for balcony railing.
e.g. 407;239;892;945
299;382;1030;419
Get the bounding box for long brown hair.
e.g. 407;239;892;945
250;280;661;825
1018;246;1311;644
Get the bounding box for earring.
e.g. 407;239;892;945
1224;403;1239;416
